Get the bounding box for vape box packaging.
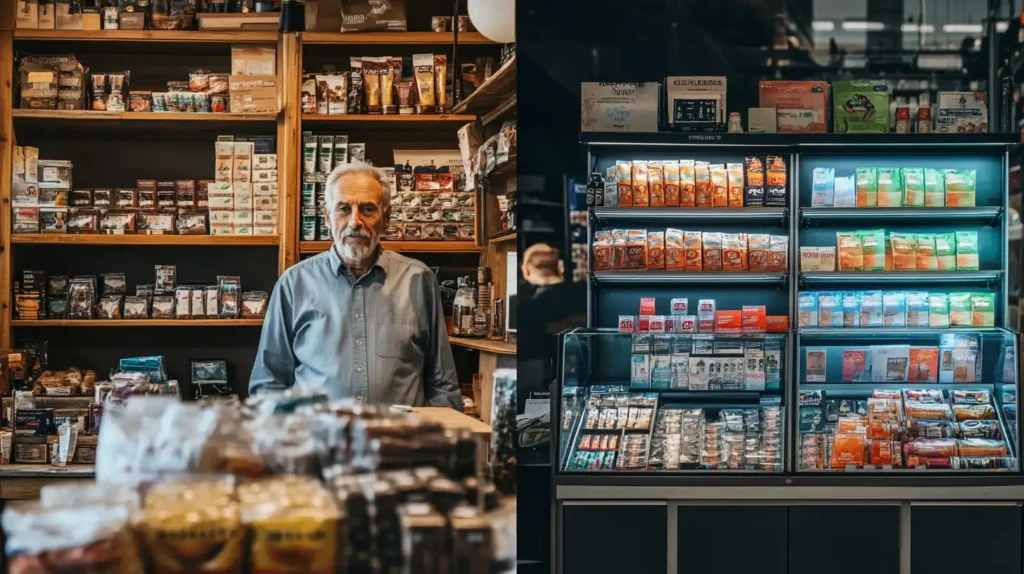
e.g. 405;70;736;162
758;81;829;133
747;107;777;133
580;83;660;133
663;76;727;130
832;80;890;133
936;91;988;133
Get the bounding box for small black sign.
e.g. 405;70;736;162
673;99;718;125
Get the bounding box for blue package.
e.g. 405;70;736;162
860;291;883;327
842;292;861;327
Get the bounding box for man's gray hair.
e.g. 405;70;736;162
324;159;392;210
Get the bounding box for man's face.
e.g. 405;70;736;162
325;172;391;263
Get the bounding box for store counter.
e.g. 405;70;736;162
0;465;94;500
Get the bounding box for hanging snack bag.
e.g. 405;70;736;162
695;161;712;207
890;233;917;270
944;169;977;207
702;232;723;271
665;228;685;270
876;168;902;207
769;235;789;272
971;292;996;327
955;231;979;270
648;161;664;207
682;230;702;270
859;229;885;271
855;168;878;207
765;155;787;207
631;161;649;207
935;233;956;270
902;167;925;207
663;160;680;206
680;160;696;207
929;293;950;328
884;233;893;270
744;157;765;207
709;164;728;208
616;161;633;207
836;232;864;270
915;233;938;270
949;292;973;327
924;168;945;207
727;163;744;208
647;231;665;270
722;233;746;271
747;234;769;271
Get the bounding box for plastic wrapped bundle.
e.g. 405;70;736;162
248;412;325;476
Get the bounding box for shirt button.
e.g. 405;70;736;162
356;394;364;401
357;367;363;372
355;314;361;319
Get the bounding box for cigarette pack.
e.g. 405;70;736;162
871;345;910;383
741;305;767;333
648;316;668;333
744;341;766;390
639;297;656;318
697;299;716;332
254;211;277;226
253;153;278;170
670;298;688;315
254;225;277;235
805;348;827;382
842;349;869;382
233;193;253;210
253;182;278;196
765;338;783;388
252;195;279;210
675;315;697;333
715;310;742;334
631;354;651;389
671;351;689;389
618;315;637;333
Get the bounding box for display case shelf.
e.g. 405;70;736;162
13;29;278;43
11;320;264;327
300;114;476;129
594;207;788;223
580;132;1020;148
593;271;787;284
800;271;1003;286
800;207;1003;224
11;235;279;246
301;31;496;45
799;327;1007;339
299;240;483;254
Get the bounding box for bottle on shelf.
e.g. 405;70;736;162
492;298;505;340
453;276;476;337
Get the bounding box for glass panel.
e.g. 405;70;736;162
559;330;786;473
796;327;1019;472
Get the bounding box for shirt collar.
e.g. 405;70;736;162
329;243;390;280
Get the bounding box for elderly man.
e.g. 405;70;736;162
250;160;462;409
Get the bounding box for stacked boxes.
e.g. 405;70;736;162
211;138;278;236
11;147;68;234
301;133;353;241
252;153;279;235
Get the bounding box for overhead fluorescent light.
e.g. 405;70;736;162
918;54;963;70
812;20;835;32
997;21;1010;32
901;23;935;33
942;23;983;33
842;20;885;31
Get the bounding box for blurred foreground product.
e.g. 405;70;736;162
491;368;516;494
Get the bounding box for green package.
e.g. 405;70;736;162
902;168;925;207
949;292;973;327
833;81;891;133
876;168;903;207
928;293;950;328
914;233;937;270
855;168;878;207
924;168;945;207
935;233;956;270
859;229;885;270
943;169;977;207
955;231;979;270
971;292;995;327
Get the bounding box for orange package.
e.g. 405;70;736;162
648;161;665;207
869;440;902;466
904;402;952;421
646;231;665;270
722;233;747;271
631;161;649;207
727;162;744;208
665;228;685;270
952;404;996;422
663;160;680;207
592;230;612;271
885;236;893;270
837;417;868;434
611;229;628;269
616;161;633;207
715;310;742;333
741;305;766;333
709;164;728;208
747;234;769;271
836;233;863;271
765;315;789;332
868;421;900;440
679;160;696;207
624;229;648;269
702;232;723;271
694;161;712;207
830;433;866;469
768;235;789;272
682;231;702;270
904;438;957;457
959;438;1007;457
890;233;917;270
908;347;938;383
867;397;901;422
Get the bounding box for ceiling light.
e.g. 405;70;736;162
942;23;983;33
812;20;835;32
997;21;1010;32
842;21;885;31
901;23;935;33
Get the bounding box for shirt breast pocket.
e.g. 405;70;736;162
377;322;420;359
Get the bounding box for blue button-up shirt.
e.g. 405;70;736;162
249;247;462;409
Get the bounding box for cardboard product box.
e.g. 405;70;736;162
209;210;233;225
253;195;279;210
580;82;660;133
833;81;890;133
16;0;40;28
254;225;277;235
229;75;279;114
663;76;727;130
233;210;254;225
340;0;407;32
254;210;278;226
37;0;55;28
253;182;278;196
253;154;278;170
233;224;254;235
231;46;277;76
210;223;234;236
55;0;82;29
758;81;829;133
936;91;988;133
233;193;253;210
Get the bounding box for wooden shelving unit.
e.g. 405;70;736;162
449;337;516;355
13;109;279;122
453;56;516;115
301;31;496;45
488;231;516;245
300;240;484;254
12;235;280;246
13;29;278;43
11;319;264;327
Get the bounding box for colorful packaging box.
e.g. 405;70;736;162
833;80;890;134
758;81;830;133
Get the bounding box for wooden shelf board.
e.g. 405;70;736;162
411;406;491;435
13;109;278;122
13;29;279;43
301;114;476;129
12;234;279;246
453;56;516;115
300;240;483;254
449;337;516;355
12;319;264;327
488;231;516;245
302;31;497;45
482;94;516;126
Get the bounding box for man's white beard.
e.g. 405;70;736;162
339;229;379;263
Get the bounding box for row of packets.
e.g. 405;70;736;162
605;157;788;208
811;167;978;207
829;230;979;271
593;229;789;272
799;291;996;328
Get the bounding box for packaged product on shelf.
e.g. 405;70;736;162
855;168;878;207
748;234;769;271
648;161;664;207
833;81;890;133
876;168;902;207
631;338;650;388
715;310;741;334
702;232;722;271
928;293;950;328
663;160;680;206
955;231;979;270
944;169;977;207
765;156;787;207
860;229;884;270
836;232;863;270
709;164;728;208
646;231;665;270
639;297;656;332
721;233;747;271
694;161;711;207
625;229;647;269
741;305;766;333
615;161;632;207
665;228;684;269
936;91;988;133
882;292;907;327
811;167;835;207
680;230;700;270
890;233;917;270
841;292;861;327
860;291;883;327
679;160;696;207
905;291;930;326
902;168;925;206
971;293;995;327
832;175;855;207
800;247;821;271
697;299;716;333
726;163;744;208
805;348;826;382
935;233;956;270
914;234;938;270
908;347;939;383
841;348;868;382
924;168;945;206
798;292;817;327
592;231;612;271
744;157;764;206
817;292;841;327
631;161;649;207
871;345;910;382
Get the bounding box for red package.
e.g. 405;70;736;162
903;438;958;458
715;310;742;334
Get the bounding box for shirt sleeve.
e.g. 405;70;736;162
249;274;296;395
424;275;463;410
